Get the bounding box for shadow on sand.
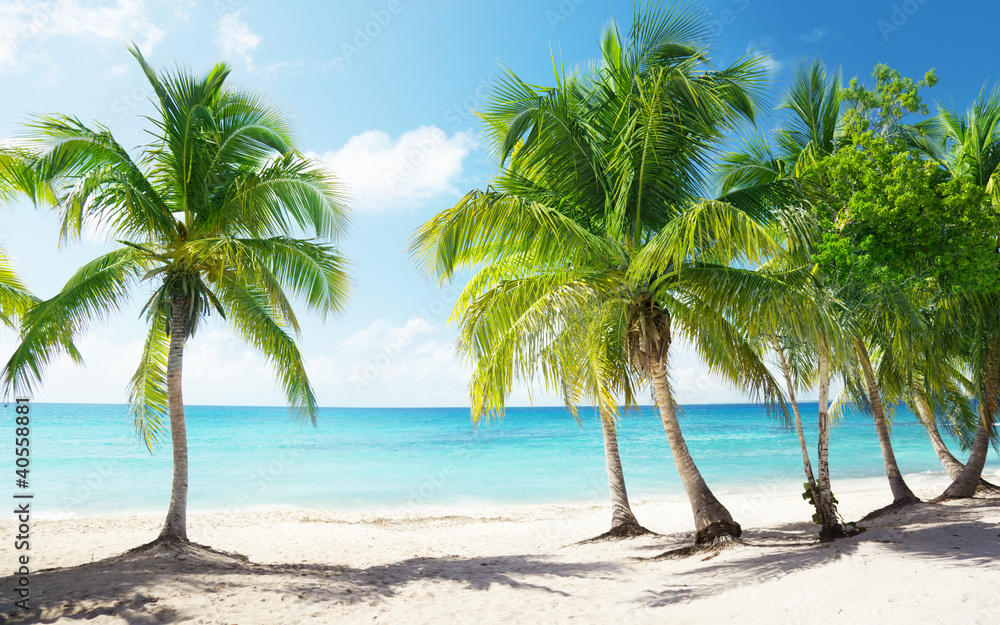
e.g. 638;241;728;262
0;539;622;624
622;498;1000;609
2;498;997;622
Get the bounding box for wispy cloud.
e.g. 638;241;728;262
265;57;306;78
311;126;474;211
799;27;827;44
214;10;259;67
313;316;472;406
746;38;783;73
0;0;165;73
163;0;193;20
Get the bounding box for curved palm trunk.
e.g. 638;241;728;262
912;388;965;480
772;339;820;500
942;415;992;498
913;387;1000;494
650;364;740;544
159;294;190;541
597;412;650;537
815;337;844;539
942;336;999;499
856;341;919;504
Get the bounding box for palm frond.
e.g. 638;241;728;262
127;306;170;451
2;247;148;397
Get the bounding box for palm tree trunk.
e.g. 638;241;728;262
815;337;844;540
913;386;1000;495
942;336;999;499
941;415;992;498
912;388;964;480
596;411;650;537
650;363;740;545
159;293;190;541
856;340;919;504
772;337;833;529
773;338;818;492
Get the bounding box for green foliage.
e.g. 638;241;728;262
802;482;859;534
812;64;1000;303
801;481;837;525
815;130;999;295
411;2;787;423
2;46;351;448
842;63;938;136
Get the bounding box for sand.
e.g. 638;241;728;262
1;476;998;624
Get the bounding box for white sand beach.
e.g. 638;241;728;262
2;476;998;624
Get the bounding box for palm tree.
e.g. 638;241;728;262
412;3;783;548
723;61;955;525
560;308;653;538
891;361;1000;495
0;149;41;333
2;47;351;543
718;59;854;538
838;288;921;508
909;86;1000;499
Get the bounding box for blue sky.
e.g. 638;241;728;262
0;0;997;408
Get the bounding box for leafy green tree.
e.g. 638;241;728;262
811;66;945;509
910;85;1000;498
2;47;351;543
412;3;784;548
817;66;1000;504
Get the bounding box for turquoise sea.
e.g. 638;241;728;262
9;402;999;518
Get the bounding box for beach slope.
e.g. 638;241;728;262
1;483;998;624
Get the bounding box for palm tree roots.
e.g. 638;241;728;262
858;497;922;523
975;479;1000;497
125;535;250;564
651;520;745;559
578;520;657;544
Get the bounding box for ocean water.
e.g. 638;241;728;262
9;402;999;518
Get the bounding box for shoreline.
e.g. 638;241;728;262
33;467;1000;521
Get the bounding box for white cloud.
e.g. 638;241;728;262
2;312;466;408
0;327;144;404
311;126;474;211
666;337;754;405
265;57;306;78
108;62;129;76
0;0;165;73
161;0;193;20
665;335;844;405
317;57;346;74
336;316;435;357
799;27;827;44
214;10;259;67
746;38;783;74
318;316;464;404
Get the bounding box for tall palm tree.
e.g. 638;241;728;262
412;3;783;548
718;59;854;538
559;307;653;538
884;354;1000;495
912;86;1000;498
837;287;922;507
2;47;351;543
723;61;949;523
